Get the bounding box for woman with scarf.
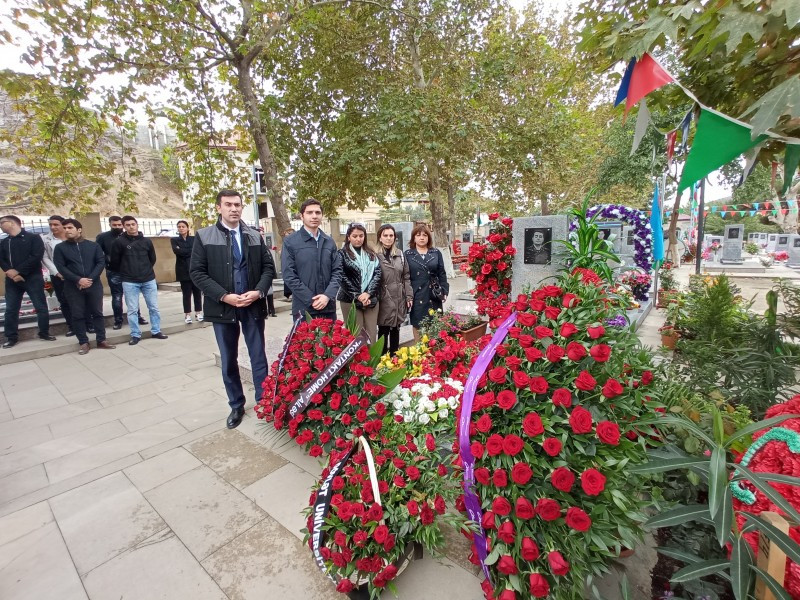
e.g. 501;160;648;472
337;223;381;343
376;224;412;356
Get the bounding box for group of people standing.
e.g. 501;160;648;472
281;198;449;355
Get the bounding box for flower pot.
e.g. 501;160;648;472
656;290;676;309
660;331;679;350
459;321;488;342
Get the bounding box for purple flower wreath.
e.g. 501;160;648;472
569;204;654;272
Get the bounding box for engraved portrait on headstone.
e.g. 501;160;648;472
795;238;800;248
524;228;552;265
780;236;789;245
728;228;740;239
626;230;634;246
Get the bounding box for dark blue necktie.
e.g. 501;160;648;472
231;230;242;265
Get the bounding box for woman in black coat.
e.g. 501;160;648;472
337;223;381;343
405;223;449;339
171;220;203;323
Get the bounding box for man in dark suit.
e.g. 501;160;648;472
190;190;275;429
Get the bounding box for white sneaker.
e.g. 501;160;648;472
196;313;204;322
185;315;192;324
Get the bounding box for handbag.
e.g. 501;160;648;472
429;274;445;301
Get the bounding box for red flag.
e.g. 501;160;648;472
783;209;789;215
666;130;677;165
722;205;728;211
760;210;767;216
625;53;674;113
704;211;709;217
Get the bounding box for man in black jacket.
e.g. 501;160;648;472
54;219;116;355
0;215;55;348
96;215;146;330
191;190;275;429
109;216;167;345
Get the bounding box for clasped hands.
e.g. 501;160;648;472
5;269;24;283
223;290;261;307
357;292;371;307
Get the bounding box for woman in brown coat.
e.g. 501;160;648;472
376;224;412;356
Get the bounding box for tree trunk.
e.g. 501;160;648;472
446;178;456;242
541;195;550;216
234;61;292;240
425;157;448;248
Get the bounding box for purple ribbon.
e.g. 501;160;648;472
457;311;517;583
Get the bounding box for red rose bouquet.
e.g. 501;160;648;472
465;214;515;320
453;271;658;600
256;317;404;457
304;426;462;598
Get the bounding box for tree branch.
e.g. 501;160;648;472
191;0;237;51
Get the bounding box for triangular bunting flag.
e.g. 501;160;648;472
760;210;768;216
677;109;693;154
704;211;708;217
650;184;664;266
614;58;636;107
782;144;800;196
783;209;789;215
720;211;727;217
750;210;756;216
722;205;728;211
631;98;651;155
625;53;675;113
739;145;763;187
765;202;772;209
666;130;677;165
678;109;768;192
754;203;760;209
711;206;718;212
739;211;746;216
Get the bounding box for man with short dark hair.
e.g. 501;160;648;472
97;216;147;330
54;219;116;355
191;189;275;429
281;198;342;320
0;215;55;348
110;216;167;345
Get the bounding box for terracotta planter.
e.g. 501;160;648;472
460;321;488;342
660;330;679;349
656;289;676;308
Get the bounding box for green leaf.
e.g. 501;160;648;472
713;485;734;547
740;78;800;139
754;472;800;486
630;456;709;474
637;415;716;446
712;408;725;445
670;559;729;583
707;447;728;520
750;565;792;600
485;546;500;566
646;504;710;528
715;5;767;53
368;336;385;366
734;465;800;524
772;0;800;28
724;413;800;448
730;534;754;600
345;302;358;335
745;513;800;564
373;369;406;397
656;546;704;564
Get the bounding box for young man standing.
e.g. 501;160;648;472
109;216;167;345
97;216;147;330
54;219;116;355
281;198;342;320
191;190;275;429
0;215;55;348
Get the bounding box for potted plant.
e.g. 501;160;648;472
659;298;684;349
656;261;678;308
420;309;488;343
659;323;680;350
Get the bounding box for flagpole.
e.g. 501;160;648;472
695;177;706;275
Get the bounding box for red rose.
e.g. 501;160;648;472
353;530;368;546
566;342;587;361
519;334;534;348
589;344;612;362
574;370;597;391
580;468;607;496
602;377;624;399
534;326;554;339
492;496;512;516
334;530;347;547
498;590;517;600
524;347;544;362
522;412;544;436
529;376;549;394
542;437;562;456
481;511;497;530
559;322;579;338
475;467;491;485
496;390;517;410
536;498;561;521
512;370;530;388
471;441;485;458
587;324;606;339
373;524;389;544
641;370;654;385
488;366;508;384
493;469;508;488
521;537;540;561
565;506;592;531
551;388;572;408
597;420;621;445
503;434;524;456
420;504;435;525
497;555;518;575
547;551;570;576
406;466;421;481
336;579;355;593
511;462;533;485
569;406;593;434
476;414;493;433
562;293;579;308
407;500;420;516
393;475;406;488
515;497;535;520
529;298;546;312
529;573;550;598
551;466;575;492
517;312;537;327
487;434;505;456
544;305;561;320
497;520;515;544
541;285;563;297
545;345;565;363
481;263;492;275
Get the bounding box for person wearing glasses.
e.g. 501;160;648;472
337;223;381;342
405;223;448;341
375;224;411;355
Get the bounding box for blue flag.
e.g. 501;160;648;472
650;184;664;268
614;58;637;107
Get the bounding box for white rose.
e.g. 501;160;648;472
438;408;449;419
419;413;431;425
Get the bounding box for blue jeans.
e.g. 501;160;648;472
122;280;160;338
213;310;267;410
106;270;124;324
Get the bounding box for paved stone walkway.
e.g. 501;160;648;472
0;276;664;600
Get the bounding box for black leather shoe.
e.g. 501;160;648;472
129;336;141;345
66;330;75;337
38;334;57;341
138;317;148;325
269;312;278;317
2;340;17;349
227;408;245;429
112;322;122;330
151;332;169;340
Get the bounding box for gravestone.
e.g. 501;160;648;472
462;231;474;243
788;235;800;268
389;222;414;253
776;234;790;254
767;234;778;253
705;235;724;262
511;215;568;298
596;222;623;255
618;226;637;268
721;225;744;264
760;233;767;241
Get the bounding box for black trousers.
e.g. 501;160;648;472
63;281;106;344
266;293;275;315
52;275;91;331
179;280;202;313
378;325;400;356
4;273;49;342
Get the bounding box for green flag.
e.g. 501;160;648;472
678;109;768;192
782;144;800;196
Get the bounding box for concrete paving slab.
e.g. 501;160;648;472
0;397;101;438
0;464;49;504
124;447;202;493
49;472;167;575
0;501;52;548
6;383;69;418
0;423;53;456
138;421;223;460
